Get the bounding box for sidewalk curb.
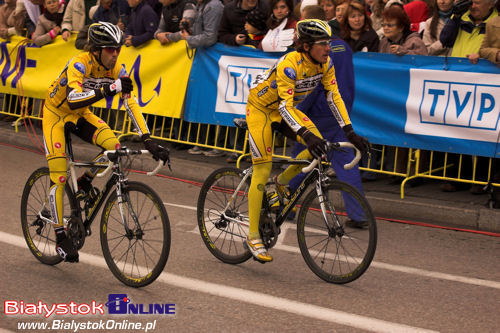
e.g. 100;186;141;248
2;123;499;233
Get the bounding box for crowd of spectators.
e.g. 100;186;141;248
1;0;500;191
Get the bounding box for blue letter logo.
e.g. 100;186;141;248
106;294;130;314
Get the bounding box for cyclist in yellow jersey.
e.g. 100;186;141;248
245;19;369;262
43;22;169;262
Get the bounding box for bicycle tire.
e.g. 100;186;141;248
197;167;252;264
100;181;170;287
20;167;78;265
297;179;377;284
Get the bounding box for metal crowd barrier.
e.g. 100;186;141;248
1;93;498;200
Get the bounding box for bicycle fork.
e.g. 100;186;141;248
115;172;141;239
315;180;344;237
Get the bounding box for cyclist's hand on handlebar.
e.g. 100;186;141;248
298;127;327;159
343;125;370;154
142;134;171;165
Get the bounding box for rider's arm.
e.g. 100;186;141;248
275;58;309;133
65;60;108;110
113;66;150;137
321;59;352;128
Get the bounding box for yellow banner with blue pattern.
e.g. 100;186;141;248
0;35;193;117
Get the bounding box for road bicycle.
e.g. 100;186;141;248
20;129;171;287
197;126;377;284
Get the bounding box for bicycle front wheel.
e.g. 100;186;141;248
197;167;252;264
297;180;377;284
100;181;170;287
20;167;78;265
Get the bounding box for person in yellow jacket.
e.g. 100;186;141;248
42;22;169;262
245;19;369;262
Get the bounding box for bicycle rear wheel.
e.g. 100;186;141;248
197;167;252;264
100;181;170;287
20;167;78;265
297;180;377;284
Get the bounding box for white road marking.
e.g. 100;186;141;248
1;231;436;333
180;201;500;290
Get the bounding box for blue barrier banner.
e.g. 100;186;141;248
352;53;500;158
184;43;283;125
184;45;500;157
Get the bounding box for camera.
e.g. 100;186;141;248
181;21;191;34
453;0;472;17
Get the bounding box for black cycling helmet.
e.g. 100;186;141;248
296;19;332;43
88;22;124;50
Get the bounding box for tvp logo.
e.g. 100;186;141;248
215;56;276;115
406;69;500;143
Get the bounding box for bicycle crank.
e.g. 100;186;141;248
67;215;86;250
259;213;279;249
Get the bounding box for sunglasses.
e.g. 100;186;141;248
314;40;331;46
103;46;121;54
381;23;397;27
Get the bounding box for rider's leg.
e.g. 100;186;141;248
74;113;120;185
42;106;79;261
245;104;274;262
276;123;322;186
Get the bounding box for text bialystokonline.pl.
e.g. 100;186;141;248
17;319;158;332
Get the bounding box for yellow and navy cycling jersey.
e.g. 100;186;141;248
247;50;351;133
45;52;149;136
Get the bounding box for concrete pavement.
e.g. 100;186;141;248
1;119;499;233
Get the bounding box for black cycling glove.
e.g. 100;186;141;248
298;127;327;159
343;124;370;153
142;134;170;165
102;77;133;97
120;77;133;94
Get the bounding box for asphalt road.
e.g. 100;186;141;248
0;143;499;333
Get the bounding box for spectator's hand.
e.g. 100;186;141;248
180;29;190;39
117;19;125;31
235;34;246;45
467;53;479;64
157;32;170;44
452;0;471;17
124;35;133;47
389;44;401;55
61;30;71;41
0;28;8;39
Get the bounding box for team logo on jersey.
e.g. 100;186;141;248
267;147;271;152
98;120;104;123
60;77;67;86
270;80;277;89
330;79;336;85
246;109;250;116
287;88;293;95
54;142;61;149
284;67;296;80
303;116;310;122
59;176;66;183
74;62;86;75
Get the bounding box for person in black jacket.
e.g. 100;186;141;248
154;0;196;44
124;0;159;47
217;0;269;46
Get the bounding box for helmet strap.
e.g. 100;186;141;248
304;43;320;65
93;49;110;71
